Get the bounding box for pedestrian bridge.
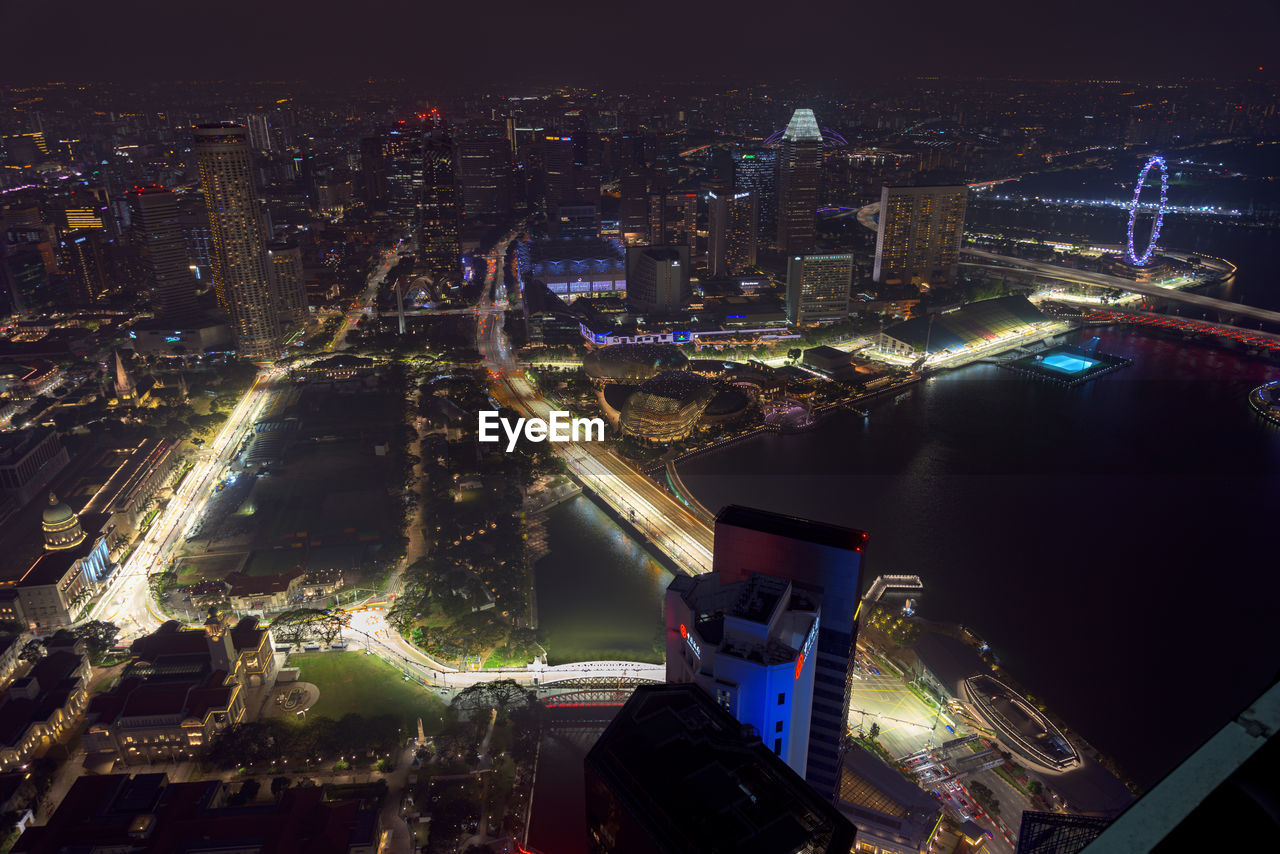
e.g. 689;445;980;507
535;661;665;685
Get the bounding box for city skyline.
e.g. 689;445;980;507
0;35;1275;852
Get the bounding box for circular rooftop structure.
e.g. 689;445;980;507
620;371;715;444
42;492;86;551
583;344;688;385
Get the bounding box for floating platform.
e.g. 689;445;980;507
1001;344;1131;388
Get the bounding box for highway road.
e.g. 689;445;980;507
961;247;1280;327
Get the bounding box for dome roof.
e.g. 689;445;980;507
42;493;77;527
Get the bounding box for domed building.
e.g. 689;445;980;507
5;493;114;630
619;371;716;444
583;343;688;386
42;492;86;551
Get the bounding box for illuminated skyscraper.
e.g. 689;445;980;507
383;128;424;226
776;109;822;252
419;135;461;285
647;192;697;255
786;253;852;325
711;505;868;801
128;186;199;323
873;184;967;288
193;123;280;360
707;190;757;277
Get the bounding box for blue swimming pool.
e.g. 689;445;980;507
1040;352;1099;374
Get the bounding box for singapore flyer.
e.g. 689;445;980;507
1126;156;1169;266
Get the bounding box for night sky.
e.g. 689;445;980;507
5;0;1279;86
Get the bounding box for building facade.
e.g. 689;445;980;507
665;572;820;777
625;245;689;314
775;109;823;253
420;136;461;285
711;505;868;800
707;190;758;277
872;185;967;288
786;253;852;325
193;123;281;360
128;185;199;324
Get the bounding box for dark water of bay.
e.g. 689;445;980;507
678;328;1280;789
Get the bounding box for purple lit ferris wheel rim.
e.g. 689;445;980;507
1126;156;1169;266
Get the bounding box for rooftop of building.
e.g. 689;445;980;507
586;683;855;854
16;548;84;588
881;296;1047;353
12;773;379;854
715;504;869;553
836;742;943;851
225;567;304;597
0;650;85;748
636;370;712;403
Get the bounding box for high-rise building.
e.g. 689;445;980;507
359;135;387;208
775;109;823;253
786;253;852;326
541;135;576;208
383;127;424;226
618;170;649;244
419;135;461;285
549;203;599;240
193;123;280;360
266;240;307;329
455;135;512;217
647;192;697;255
625;245;690;314
242;113;273;152
872;184;967;288
128;186;199;323
666;571;820;776
61;230;110;305
584;684;856;854
707;190;757;277
711;505;868;799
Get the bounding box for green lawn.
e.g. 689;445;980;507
287;651;447;733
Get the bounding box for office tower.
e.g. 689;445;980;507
359;135;387;207
193;123;280;360
872;184;968;288
541;134;576;207
647;192;697;254
786;253;852;326
618;170;649;244
242;113;272;151
711;505;868;800
128;186;199;323
61;230;110;305
776;109;823;252
666;571;820;776
455;136;512;217
625;245;690;314
549;203;599;240
584;684;856;854
267;240;307;328
419;136;461;285
707;190;757;277
383;127;423;226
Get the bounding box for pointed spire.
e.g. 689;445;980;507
782;109;822;142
